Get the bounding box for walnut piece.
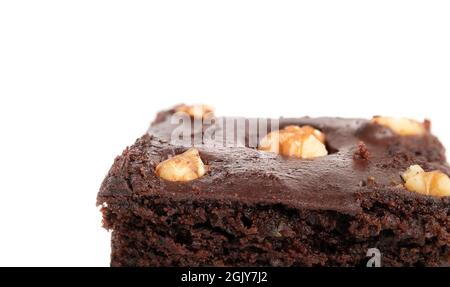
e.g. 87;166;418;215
401;165;450;197
371;116;426;136
258;125;328;159
175;104;214;119
155;148;207;182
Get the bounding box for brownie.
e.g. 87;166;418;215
97;106;450;267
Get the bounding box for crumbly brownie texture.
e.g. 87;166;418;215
98;107;450;267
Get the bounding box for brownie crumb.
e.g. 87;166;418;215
424;119;432;132
353;141;370;161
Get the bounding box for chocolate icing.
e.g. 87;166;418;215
99;108;449;216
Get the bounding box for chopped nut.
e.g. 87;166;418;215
371;116;426;136
258;131;286;153
401;164;450;197
283;125;326;143
258;125;328;159
175;104;214;119
155;148;207;182
402;165;425;181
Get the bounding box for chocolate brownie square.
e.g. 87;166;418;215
97;105;449;266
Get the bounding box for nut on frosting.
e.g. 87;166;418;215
258;125;328;159
155;148;207;182
401;165;450;197
175;104;214;119
371;116;426;136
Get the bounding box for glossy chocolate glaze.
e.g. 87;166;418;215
99;107;449;216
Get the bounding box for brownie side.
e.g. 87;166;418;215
101;187;449;267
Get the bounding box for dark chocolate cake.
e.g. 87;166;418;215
97;105;450;267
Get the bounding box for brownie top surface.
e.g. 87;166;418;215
98;107;450;215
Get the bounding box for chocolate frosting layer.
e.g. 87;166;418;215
99;108;449;215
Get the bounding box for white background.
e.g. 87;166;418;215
0;1;449;266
